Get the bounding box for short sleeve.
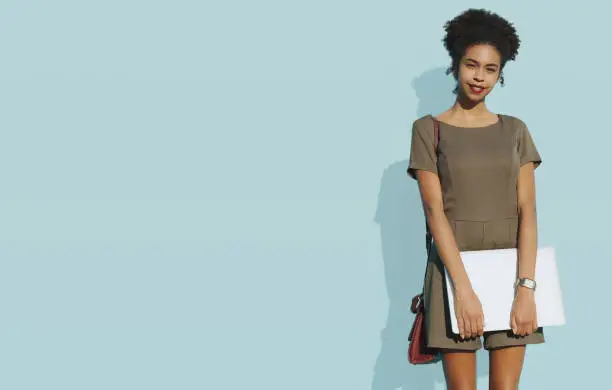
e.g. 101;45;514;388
517;119;542;169
407;119;437;179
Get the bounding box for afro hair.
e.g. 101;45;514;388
443;9;520;87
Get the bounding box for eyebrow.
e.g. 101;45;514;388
464;58;499;67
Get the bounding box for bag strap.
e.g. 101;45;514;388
433;117;440;153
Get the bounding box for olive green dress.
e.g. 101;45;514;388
407;114;545;350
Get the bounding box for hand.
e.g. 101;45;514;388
453;287;484;340
510;287;538;336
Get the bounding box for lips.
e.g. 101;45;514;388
469;85;485;94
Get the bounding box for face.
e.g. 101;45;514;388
456;44;502;102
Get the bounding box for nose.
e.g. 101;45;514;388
473;67;485;81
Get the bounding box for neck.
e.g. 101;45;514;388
450;91;490;119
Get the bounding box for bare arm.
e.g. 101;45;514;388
416;169;484;338
510;161;539;336
517;162;538;280
415;170;472;292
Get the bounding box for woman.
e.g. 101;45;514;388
407;9;544;390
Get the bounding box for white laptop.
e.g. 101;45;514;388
444;246;566;334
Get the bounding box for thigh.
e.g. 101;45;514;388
441;350;477;390
488;346;526;390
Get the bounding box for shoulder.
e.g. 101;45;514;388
499;114;528;131
411;114;435;136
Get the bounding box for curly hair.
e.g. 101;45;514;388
443;9;520;88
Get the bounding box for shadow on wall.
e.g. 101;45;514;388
370;67;480;390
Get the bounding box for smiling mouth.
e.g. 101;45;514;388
469;84;485;94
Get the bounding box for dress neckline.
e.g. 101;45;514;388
428;114;502;129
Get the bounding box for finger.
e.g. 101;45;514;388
470;317;478;339
464;318;472;339
458;317;465;340
526;320;533;335
511;314;517;335
478;313;485;336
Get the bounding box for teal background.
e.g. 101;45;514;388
0;1;600;389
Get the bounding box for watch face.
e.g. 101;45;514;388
519;278;536;289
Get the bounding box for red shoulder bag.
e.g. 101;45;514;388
407;117;441;365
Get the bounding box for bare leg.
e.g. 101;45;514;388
441;350;477;390
488;345;526;390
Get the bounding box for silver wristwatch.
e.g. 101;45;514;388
515;277;537;291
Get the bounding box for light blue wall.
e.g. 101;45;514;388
0;1;601;389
